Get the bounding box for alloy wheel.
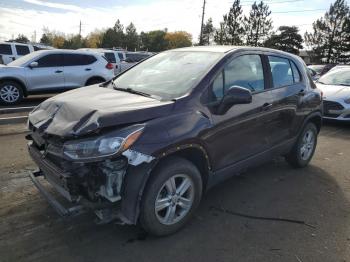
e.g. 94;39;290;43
0;85;20;103
300;129;315;161
154;174;195;225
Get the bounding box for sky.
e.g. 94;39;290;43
0;0;338;42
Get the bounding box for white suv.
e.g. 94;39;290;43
0;49;114;104
0;42;52;65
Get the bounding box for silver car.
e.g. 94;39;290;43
0;50;114;104
316;67;350;121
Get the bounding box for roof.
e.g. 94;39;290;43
174;46;239;53
35;49;103;56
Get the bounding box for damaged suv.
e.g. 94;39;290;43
27;46;322;236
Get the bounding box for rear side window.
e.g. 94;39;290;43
36;54;64;67
117;52;124;60
15;45;30;55
225;54;265;93
104;52;116;63
64;54;97;66
268;56;294;88
0;44;12;55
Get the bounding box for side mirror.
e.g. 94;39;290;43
29;62;38;69
217;86;252;115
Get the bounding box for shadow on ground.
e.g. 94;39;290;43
1;158;349;262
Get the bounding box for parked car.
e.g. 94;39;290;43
120;51;153;71
27;46;322;236
308;64;336;76
316;67;350;121
79;48;123;75
0;42;52;65
0;49;114;104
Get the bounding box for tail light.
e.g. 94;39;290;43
106;63;114;70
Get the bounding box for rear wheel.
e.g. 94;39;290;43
0;81;24;105
86;78;105;86
286;122;318;168
140;157;202;236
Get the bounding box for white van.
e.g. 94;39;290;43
0;42;52;65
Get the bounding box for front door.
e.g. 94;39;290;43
204;53;274;171
25;53;65;91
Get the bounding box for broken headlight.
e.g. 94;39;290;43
63;125;144;161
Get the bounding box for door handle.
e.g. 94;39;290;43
85;68;91;71
55;70;63;73
262;103;273;111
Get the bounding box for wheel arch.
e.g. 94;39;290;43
85;76;106;86
304;111;322;133
0;77;27;96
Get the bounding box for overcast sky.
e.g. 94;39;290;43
0;0;336;42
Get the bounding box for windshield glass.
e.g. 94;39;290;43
308;65;324;74
318;69;350;86
113;51;223;100
7;51;40;66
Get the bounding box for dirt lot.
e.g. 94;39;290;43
0;122;349;262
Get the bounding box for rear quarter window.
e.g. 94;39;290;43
15;45;30;55
0;44;12;55
104;52;116;63
64;54;97;66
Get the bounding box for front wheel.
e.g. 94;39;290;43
0;81;24;105
286;122;318;168
140;157;202;236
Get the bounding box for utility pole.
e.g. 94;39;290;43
79;20;82;36
199;0;206;45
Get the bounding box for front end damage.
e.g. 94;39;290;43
27;133;155;224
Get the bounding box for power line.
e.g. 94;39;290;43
273;8;326;14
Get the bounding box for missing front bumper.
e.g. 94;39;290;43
29;170;84;217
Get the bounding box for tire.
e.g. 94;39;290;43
140;157;203;236
0;81;24;105
86;78;104;86
286;122;318;168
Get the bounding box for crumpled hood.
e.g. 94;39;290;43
28;85;174;138
317;83;350;100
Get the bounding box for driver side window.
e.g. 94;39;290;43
210;54;265;102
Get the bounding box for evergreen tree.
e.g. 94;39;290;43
201;18;214;45
245;1;273;47
304;0;350;63
214;21;229;45
125;23;139;51
264;26;303;54
226;0;245;45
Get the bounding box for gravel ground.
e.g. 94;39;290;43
0;122;349;262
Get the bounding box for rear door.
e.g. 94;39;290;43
265;55;306;146
0;43;15;64
205;53;274;171
25;53;65;91
63;54;97;88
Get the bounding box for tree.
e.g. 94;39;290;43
245;1;273;46
304;0;350;63
40;34;51;45
214;21;229;45
85;30;104;48
226;0;245;45
165;31;192;49
13;34;29;43
101;19;125;48
264;26;303;54
140;30;168;52
125;23;139;51
201;18;214;45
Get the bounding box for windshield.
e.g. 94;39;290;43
113;51;223;100
318;69;350;86
308;65;324;74
7;51;40;66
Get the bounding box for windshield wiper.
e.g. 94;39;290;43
111;82;152;98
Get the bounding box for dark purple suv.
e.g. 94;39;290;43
27;46;323;236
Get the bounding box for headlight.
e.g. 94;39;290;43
63;125;144;161
344;97;350;104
